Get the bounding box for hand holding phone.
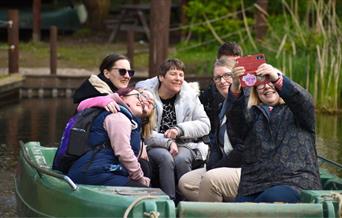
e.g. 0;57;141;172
236;54;267;87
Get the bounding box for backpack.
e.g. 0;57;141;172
53;106;135;174
52;107;104;174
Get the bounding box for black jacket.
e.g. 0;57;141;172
73;74;118;104
225;76;321;196
199;83;243;170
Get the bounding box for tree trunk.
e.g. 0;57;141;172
149;0;171;76
83;0;111;29
254;0;268;41
32;0;41;42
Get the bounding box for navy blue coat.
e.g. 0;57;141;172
67;107;142;186
224;76;321;196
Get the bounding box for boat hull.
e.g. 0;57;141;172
15;141;342;217
15;141;175;217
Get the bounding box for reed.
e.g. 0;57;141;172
174;0;341;111
262;0;342;112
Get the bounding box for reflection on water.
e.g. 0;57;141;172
316;113;342;177
0;98;341;216
0;98;76;217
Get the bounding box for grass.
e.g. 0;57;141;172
0;30;149;71
0;34;216;75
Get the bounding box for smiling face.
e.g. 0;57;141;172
256;82;280;106
213;66;232;97
104;59;131;89
159;68;184;99
139;90;156;116
122;90;144;117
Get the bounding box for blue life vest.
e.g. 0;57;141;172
84;106;142;176
88;106;141;156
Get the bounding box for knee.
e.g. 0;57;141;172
149;149;174;166
178;173;200;201
174;153;191;166
162;153;174;166
178;176;187;193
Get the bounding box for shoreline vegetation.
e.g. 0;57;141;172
0;0;341;112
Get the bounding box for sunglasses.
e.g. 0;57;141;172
112;68;135;77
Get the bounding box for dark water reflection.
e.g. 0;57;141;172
0;98;76;217
0;98;341;216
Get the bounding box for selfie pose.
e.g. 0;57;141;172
223;62;321;203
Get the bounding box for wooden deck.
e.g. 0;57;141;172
0;67;212;99
21;74;212;98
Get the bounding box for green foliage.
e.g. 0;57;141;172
184;0;252;42
176;0;342;111
170;43;216;76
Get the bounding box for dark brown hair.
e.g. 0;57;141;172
159;58;185;76
98;53;129;91
217;42;242;59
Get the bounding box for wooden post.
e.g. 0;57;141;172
32;0;41;42
127;29;135;69
8;10;19;74
50;26;57;75
149;0;171;77
254;0;268;41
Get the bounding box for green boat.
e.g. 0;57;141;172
15;141;342;218
0;2;87;31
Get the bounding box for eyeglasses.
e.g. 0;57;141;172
112;68;135;77
256;82;275;91
213;73;233;83
125;92;141;100
125;92;157;109
139;92;157;109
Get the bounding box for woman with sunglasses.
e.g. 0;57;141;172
71;53;153;179
67;88;154;187
73;53;135;104
223;63;321;203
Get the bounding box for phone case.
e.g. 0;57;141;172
236;54;267;87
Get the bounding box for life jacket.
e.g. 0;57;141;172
52;105;141;174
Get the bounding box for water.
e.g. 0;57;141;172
0;98;76;217
0;98;341;217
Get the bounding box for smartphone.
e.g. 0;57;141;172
236;54;267;87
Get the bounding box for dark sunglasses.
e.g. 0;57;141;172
112;68;135;77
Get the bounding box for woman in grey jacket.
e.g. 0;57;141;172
136;58;210;201
225;63;321;203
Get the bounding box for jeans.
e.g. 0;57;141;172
235;185;300;203
148;146;194;200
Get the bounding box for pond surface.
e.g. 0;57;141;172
0;98;341;217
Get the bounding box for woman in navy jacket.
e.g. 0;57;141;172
225;63;321;203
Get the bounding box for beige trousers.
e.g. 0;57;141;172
178;167;241;202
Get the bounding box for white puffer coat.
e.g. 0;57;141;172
136;77;210;160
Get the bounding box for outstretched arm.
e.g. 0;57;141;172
77;93;123;112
